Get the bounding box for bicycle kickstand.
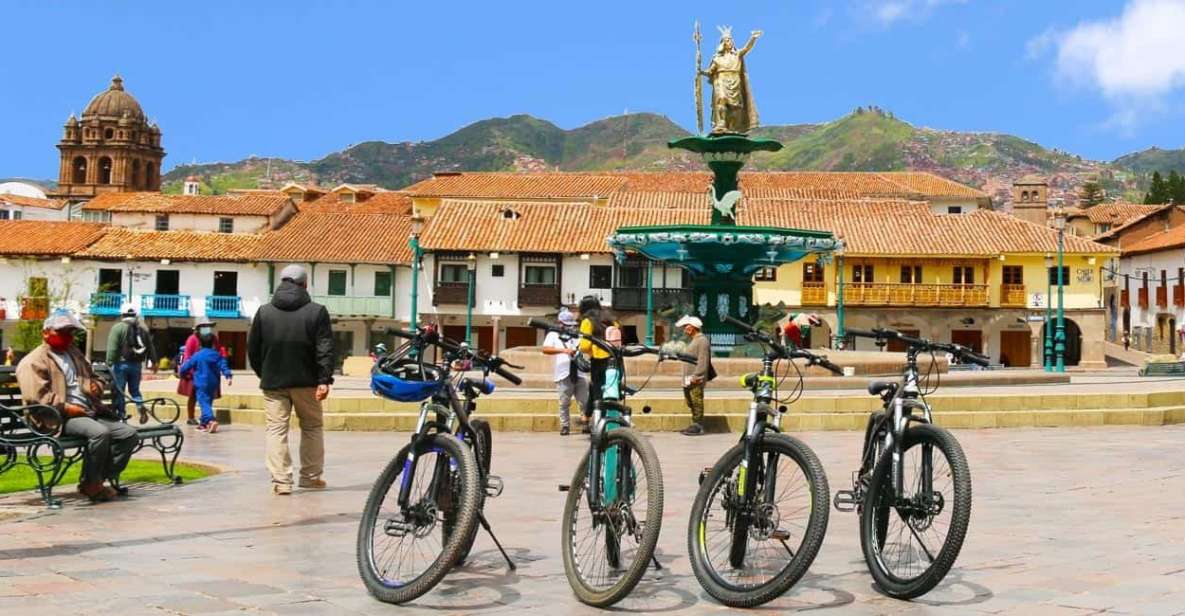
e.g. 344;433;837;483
651;554;663;571
477;511;517;571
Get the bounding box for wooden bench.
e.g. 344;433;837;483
1139;361;1185;376
0;364;185;509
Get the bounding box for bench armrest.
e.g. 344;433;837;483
142;398;182;425
0;403;66;438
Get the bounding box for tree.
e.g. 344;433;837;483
1170;170;1185;205
1145;171;1169;204
1079;179;1105;207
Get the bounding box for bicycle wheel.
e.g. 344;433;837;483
356;433;480;604
688;434;830;607
448;418;492;566
561;428;663;607
860;423;971;599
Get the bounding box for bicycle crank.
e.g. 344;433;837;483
484;474;505;498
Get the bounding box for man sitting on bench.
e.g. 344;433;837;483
16;310;137;503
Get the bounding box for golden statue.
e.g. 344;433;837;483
696;25;762;135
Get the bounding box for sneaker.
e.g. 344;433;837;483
195;423;209;433
560;425;570;436
298;477;327;490
206;420;219;434
137;407;149;425
273;483;293;496
186;418;199;426
680;423;705;436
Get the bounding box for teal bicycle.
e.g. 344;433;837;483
528;318;694;607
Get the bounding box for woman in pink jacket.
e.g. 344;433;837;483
177;320;224;426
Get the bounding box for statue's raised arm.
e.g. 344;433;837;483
739;29;762;57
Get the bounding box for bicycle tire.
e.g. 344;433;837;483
449;418;492;566
356;433;480;604
859;423;971;599
561;428;663;607
688;434;830;607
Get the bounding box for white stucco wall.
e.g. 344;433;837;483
110;212;270;233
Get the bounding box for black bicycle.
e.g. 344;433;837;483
833;327;985;599
687;315;836;607
528;317;695;607
356;326;522;604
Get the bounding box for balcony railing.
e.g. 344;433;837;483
90;292;125;317
611;287;692;312
801;282;827;306
205;295;242;319
518;285;560;307
313;295;394;317
1000;284;1027;308
141;294;190;318
433;283;472;307
1138;287;1149;309
20;297;48;321
844;283;989;307
1175;285;1184;308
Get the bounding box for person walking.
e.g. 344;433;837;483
178;330;232;433
106;305;157;424
17;310;137;502
577;295;616;434
678;315;712;436
541;308;588;436
178;320;223;426
247;265;334;495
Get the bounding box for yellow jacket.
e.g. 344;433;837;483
578;317;613;359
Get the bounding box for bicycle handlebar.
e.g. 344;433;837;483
847;327;991;367
385;326;523;385
727;315;845;374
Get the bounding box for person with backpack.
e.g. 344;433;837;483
541;307;588;436
677;315;713;435
577;295;617;434
106;305;157;424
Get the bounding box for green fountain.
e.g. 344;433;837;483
607;24;840;352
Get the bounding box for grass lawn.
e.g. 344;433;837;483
0;458;213;495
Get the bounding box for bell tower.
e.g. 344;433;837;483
52;75;166;201
1010;174;1049;226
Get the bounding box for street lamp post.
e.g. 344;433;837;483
835;252;846;349
1044;253;1053;371
465;253;477;347
408;215;424;330
1054;207;1067;373
645;259;655;345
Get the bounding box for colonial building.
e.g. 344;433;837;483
80;191;297;232
1063;202;1160;238
51;76;164;202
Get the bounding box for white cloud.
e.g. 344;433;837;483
1032;0;1185;130
956;29;971;49
865;0;968;26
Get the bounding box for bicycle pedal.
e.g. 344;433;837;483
697;466;713;485
558;484;570;492
484;475;504;498
833;490;860;513
770;529;791;541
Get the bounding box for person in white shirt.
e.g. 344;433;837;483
541;308;588;436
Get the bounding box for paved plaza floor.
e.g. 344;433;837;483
1;425;1183;615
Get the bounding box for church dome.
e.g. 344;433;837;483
82;75;145;122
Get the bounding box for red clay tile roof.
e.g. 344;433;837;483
0;193;67;210
0;221;108;256
1121;224;1185;255
254;211;414;264
1091;203;1177;241
298;191;414;214
403;171;988;201
84;192;293;216
1067;202;1161;225
76;228;263;262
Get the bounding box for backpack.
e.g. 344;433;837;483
120;322;149;363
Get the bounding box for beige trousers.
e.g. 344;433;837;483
263;387;324;485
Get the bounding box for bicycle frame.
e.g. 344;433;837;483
586;354;634;512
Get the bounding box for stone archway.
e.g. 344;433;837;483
1039;318;1083;366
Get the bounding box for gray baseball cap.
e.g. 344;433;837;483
43;309;84;332
280;264;308;286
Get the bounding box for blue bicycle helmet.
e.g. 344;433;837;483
371;344;444;403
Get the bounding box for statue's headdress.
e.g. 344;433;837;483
717;25;733;40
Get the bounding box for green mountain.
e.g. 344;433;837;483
162;108;1168;205
1112;147;1185;175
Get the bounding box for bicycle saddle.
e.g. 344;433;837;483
867;381;897;398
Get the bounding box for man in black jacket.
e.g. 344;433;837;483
248;264;335;495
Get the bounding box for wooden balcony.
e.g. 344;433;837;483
611;287;692;312
1156;286;1169;308
518;285;560;307
1175;285;1184;308
433;282;472;306
844;283;989;307
1000;284;1027;308
1138;288;1149;309
801;282;827;306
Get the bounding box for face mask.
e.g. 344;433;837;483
46;331;74;352
197;327;213;337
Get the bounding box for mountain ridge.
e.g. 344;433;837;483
162;109;1178;206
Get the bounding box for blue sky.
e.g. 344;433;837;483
3;0;1185;179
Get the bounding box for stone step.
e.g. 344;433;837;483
212;405;1185;432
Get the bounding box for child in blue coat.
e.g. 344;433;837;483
178;333;232;433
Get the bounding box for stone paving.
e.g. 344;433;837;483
1;424;1184;615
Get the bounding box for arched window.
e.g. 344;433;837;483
104;127;114;140
72;156;88;184
1021;191;1030;201
98;157;113;184
145;162;156;188
132;160;142;188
